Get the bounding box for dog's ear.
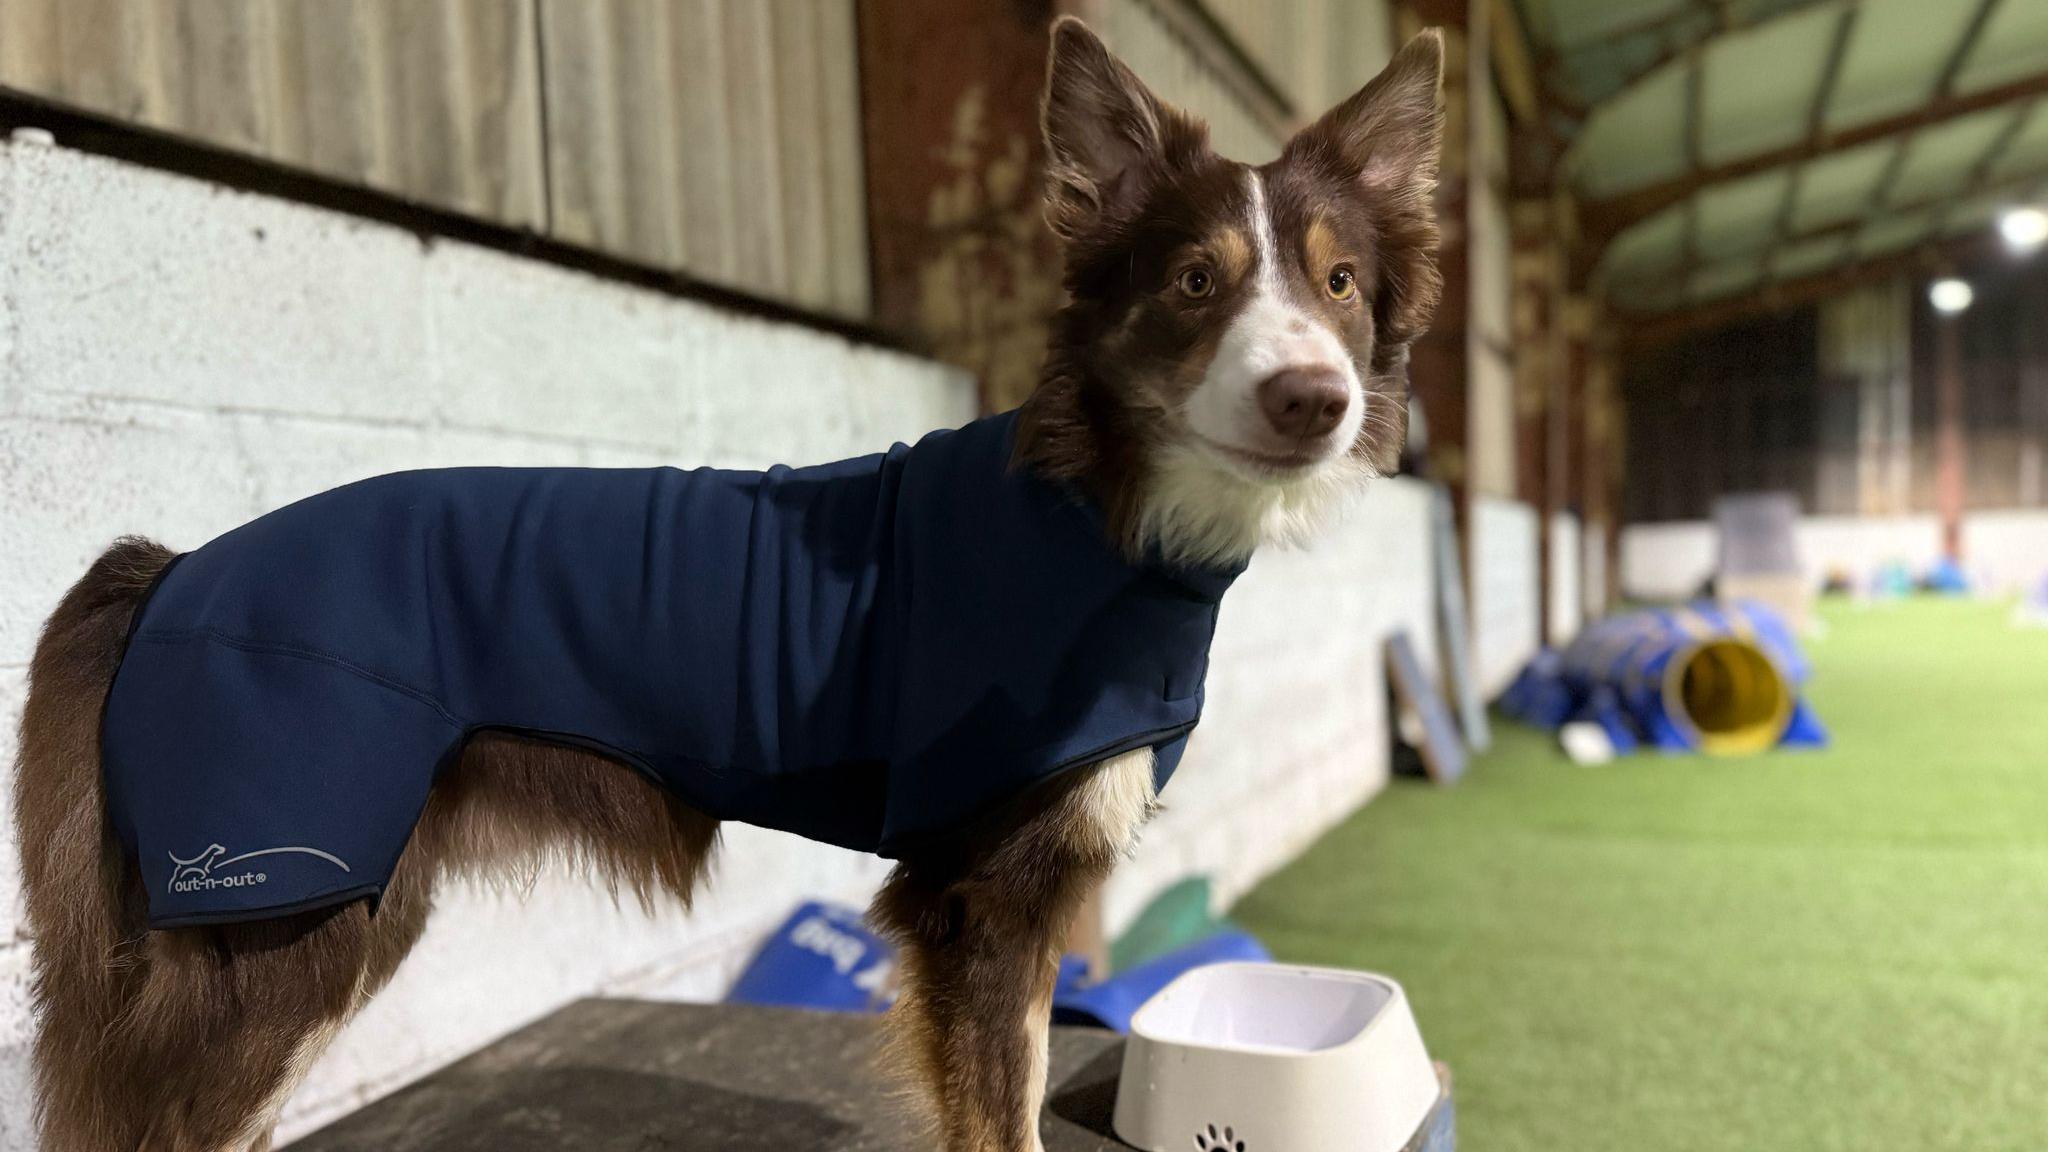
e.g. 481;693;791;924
1290;30;1446;362
1041;17;1196;241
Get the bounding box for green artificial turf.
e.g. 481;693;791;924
1231;598;2048;1152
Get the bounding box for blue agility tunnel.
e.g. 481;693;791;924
1503;601;1827;755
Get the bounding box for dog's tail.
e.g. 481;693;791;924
13;537;173;1150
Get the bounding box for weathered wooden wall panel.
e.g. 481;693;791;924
815;0;869;318
858;0;1062;412
719;0;790;299
1100;0;1284;163
545;0;676;276
0;0;548;226
1094;0;1403;178
1203;0;1305;106
771;0;830;308
670;0;739;285
0;0;868;318
537;0;868;318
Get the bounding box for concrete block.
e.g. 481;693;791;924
1619;520;1718;602
232;414;588;515
425;247;701;452
685;317;970;469
1964;510;2048;593
1549;512;1584;646
426;245;974;460
0;410;258;663
1471;496;1541;699
0;669;24;945
231;415;443;513
0;141;432;425
0;153;15;420
0;944;33;1152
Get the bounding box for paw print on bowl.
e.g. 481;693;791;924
1193;1122;1245;1151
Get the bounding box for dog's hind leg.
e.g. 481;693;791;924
92;735;717;1152
111;840;435;1152
871;748;1158;1152
11;539;433;1152
194;734;722;1152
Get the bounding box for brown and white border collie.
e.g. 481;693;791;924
11;19;1441;1152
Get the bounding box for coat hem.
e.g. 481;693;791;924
146;882;385;930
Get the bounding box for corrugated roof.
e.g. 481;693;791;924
1516;0;2048;316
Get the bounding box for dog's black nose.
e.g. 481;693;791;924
1258;367;1349;440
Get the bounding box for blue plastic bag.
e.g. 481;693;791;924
727;902;897;1013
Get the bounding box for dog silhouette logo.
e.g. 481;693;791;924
166;843;351;895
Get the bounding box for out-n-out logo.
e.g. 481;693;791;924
166;843;351;895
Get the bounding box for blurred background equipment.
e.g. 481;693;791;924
1502;602;1826;756
724;902;898;1014
1713;493;1813;633
1431;485;1492;753
2018;572;2048;627
1387;631;1470;784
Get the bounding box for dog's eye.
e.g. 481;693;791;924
1176;267;1215;299
1327;265;1357;300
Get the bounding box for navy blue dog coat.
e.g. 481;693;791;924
103;412;1241;928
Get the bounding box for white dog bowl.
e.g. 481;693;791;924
1112;963;1439;1152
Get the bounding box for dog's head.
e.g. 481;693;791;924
1016;19;1444;567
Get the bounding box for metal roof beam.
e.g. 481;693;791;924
1861;133;1915;218
1678;48;1705;270
1807;4;1859;141
1614;155;2048;288
1764;4;1858;279
1936;0;2003;100
1579;67;2048;251
1538;0;1839;116
1831;0;2000;268
1545;0;1825;59
1620;228;2004;350
1928;100;2035;232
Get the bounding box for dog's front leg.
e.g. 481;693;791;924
872;749;1157;1152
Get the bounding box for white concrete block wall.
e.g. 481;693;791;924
1619;512;2048;601
1470;496;1541;698
1962;510;2048;594
1547;512;1583;646
1583;519;1610;621
1;137;1437;1145
1619;515;1959;602
1797;515;1943;591
0;680;25;1152
1619;520;1719;601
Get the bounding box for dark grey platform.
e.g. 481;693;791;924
292;999;1453;1151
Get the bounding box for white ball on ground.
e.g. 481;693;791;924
1559;722;1615;766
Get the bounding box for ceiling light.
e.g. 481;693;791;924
2000;206;2048;253
1929;277;1974;315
